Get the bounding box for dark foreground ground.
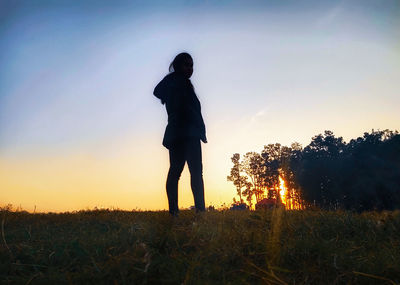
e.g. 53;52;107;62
0;208;399;284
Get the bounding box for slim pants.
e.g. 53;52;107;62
166;138;205;215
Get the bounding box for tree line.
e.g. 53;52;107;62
228;129;400;211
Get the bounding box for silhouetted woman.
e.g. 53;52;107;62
154;52;207;216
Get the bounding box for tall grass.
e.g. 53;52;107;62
1;207;399;284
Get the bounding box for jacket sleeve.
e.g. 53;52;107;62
154;75;174;104
196;109;207;143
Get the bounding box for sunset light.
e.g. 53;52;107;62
279;176;287;206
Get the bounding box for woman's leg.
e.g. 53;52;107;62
186;139;205;212
166;143;185;215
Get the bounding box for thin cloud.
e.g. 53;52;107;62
315;2;345;27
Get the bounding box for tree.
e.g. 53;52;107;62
241;152;265;203
242;180;254;209
227;153;248;204
261;144;282;200
292;131;345;208
291;129;400;211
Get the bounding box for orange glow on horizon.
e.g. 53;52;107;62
0;134;236;213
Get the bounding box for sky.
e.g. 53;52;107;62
0;0;399;212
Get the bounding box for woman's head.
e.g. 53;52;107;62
169;52;193;79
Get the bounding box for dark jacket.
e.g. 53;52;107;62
154;72;207;149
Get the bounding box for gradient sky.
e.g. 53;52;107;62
1;0;399;212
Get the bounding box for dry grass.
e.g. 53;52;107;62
1;207;399;284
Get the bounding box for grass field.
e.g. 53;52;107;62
1;207;399;284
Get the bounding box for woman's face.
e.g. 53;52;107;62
180;57;193;79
